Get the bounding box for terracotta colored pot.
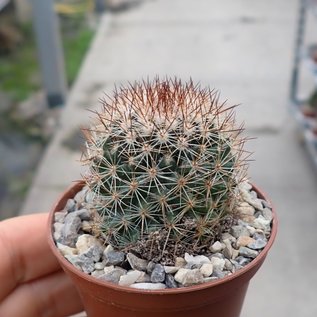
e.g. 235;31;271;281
48;182;277;317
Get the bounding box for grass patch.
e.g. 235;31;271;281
0;24;39;101
64;25;94;85
0;18;95;102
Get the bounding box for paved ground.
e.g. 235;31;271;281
21;0;317;316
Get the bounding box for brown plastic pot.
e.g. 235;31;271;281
48;182;277;317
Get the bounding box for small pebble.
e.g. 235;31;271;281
240;189;263;211
246;225;256;235
81;245;103;262
221;233;236;243
119;270;143;286
61;213;81;247
200;263;214;277
250;190;257;199
73;209;92;221
85;191;95;203
236;204;255;216
212;269;226;279
81;220;93;232
151;264;166;283
53;222;64;234
165;274;178;288
136;272;151;283
211;252;225;259
57;243;77;256
174;268;204;286
253;216;271;231
91;270;104;278
146;261;156;273
184;253;211;267
130;283;166;290
104;265;115;274
209;257;226;270
164;266;180;274
224;259;233;271
64;254;95;273
239;247;258;259
174;257;186;267
127;253;148;271
253;231;266;240
262;208;273;222
232;249;240;260
261;199;272;209
65;199;76;212
222;239;233;259
100;268;127;283
239;214;256;223
103;244;114;255
203;277;219;283
236;236;255;248
74;189;87;205
235;256;251;267
76;234;103;254
104;251;125;266
54;211;67;223
209;241;223;253
53;231;61;241
248;239;267;250
94;262;105;270
239;181;252;191
230;225;250;239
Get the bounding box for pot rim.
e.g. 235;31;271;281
48;181;278;295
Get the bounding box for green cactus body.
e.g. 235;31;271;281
84;78;247;254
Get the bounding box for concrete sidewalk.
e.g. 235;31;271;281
21;0;317;316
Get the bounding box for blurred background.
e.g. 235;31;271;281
0;0;99;218
0;0;317;316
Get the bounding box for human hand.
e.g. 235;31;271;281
0;213;84;317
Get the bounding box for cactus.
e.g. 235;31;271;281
83;78;248;258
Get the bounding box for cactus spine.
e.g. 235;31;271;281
83;78;248;256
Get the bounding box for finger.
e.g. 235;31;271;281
0;213;61;301
0;270;84;317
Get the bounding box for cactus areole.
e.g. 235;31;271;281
83;78;249;260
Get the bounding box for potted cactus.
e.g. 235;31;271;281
48;78;277;317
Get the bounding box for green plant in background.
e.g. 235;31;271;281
63;25;94;86
0;20;94;102
0;24;39;101
83;78;249;260
308;89;317;111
